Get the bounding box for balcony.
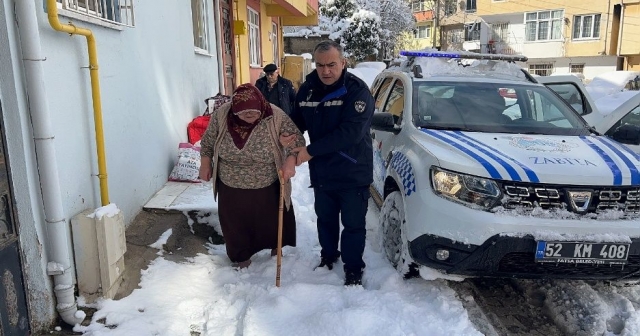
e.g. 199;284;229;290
484;41;523;55
269;0;319;26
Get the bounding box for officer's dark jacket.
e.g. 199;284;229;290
255;75;296;116
290;69;374;190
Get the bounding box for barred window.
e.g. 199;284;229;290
570;64;585;74
56;0;135;26
529;63;554;76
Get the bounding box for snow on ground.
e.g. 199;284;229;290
66;64;640;336
72;162;481;336
72;157;640;335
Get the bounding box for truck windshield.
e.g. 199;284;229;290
412;81;591;136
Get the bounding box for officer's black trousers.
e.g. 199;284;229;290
313;186;369;272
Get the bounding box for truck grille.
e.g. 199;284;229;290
498;252;640;279
501;182;640;216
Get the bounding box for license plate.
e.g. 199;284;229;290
535;241;630;265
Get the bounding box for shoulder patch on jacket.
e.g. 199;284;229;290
355;100;366;113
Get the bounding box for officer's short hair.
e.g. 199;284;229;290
313;40;345;59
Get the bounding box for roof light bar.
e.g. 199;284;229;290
399;50;528;62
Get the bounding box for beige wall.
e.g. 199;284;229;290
477;0;611;57
620;3;640;55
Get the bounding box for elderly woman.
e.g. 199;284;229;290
198;83;305;269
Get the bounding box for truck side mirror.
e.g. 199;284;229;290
371;112;400;134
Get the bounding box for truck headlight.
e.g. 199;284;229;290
431;167;501;209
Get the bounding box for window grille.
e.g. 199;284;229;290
56;0;135;26
529;63;554;76
570;64;585;74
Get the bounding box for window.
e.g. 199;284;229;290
570;64;585;74
374;78;394;112
248;8;261;66
414;26;431;39
411;0;429;12
413;82;588;134
465;23;480;41
525;10;563;41
529;63;554;76
606;105;640;143
466;0;476;12
490;23;509;42
444;0;457;16
191;0;210;52
272;22;279;66
56;0;135;26
573;14;601;39
383;80;405;125
545;83;585;114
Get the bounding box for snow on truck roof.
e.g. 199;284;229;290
389;50;534;83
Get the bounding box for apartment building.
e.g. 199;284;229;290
408;0;437;50
437;0;482;51
475;0;630;79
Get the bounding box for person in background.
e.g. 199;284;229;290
283;40;374;286
255;63;296;116
199;83;305;269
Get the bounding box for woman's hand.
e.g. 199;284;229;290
199;156;212;181
281;156;297;181
279;132;297;148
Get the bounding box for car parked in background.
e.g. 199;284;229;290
539;76;640;155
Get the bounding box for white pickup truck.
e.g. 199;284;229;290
370;51;640;281
538;76;640;154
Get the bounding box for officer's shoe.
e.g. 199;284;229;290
316;253;340;270
344;270;363;286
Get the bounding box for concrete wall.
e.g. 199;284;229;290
0;1;55;331
0;0;221;330
527;56;618;79
284;35;327;55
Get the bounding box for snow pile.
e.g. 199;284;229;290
347;66;382;88
87;203;121;219
586;71;640;101
72;159;483;336
593;91;640;116
393;49;528;81
149;228;173;250
355;61;387;72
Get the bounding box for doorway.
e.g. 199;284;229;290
0;100;29;335
219;0;237;94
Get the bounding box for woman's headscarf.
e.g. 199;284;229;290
227;83;273;149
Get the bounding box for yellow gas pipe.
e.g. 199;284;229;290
46;0;110;206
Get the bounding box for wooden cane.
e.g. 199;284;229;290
276;170;285;287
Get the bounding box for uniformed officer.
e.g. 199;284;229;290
286;40;374;286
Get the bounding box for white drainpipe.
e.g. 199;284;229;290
14;0;84;326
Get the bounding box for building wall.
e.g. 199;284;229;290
0;1;55;330
0;0;221;330
527;56;617;79
477;0;612;58
620;2;640;55
284;35;326;55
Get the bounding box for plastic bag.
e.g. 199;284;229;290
168;143;201;182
